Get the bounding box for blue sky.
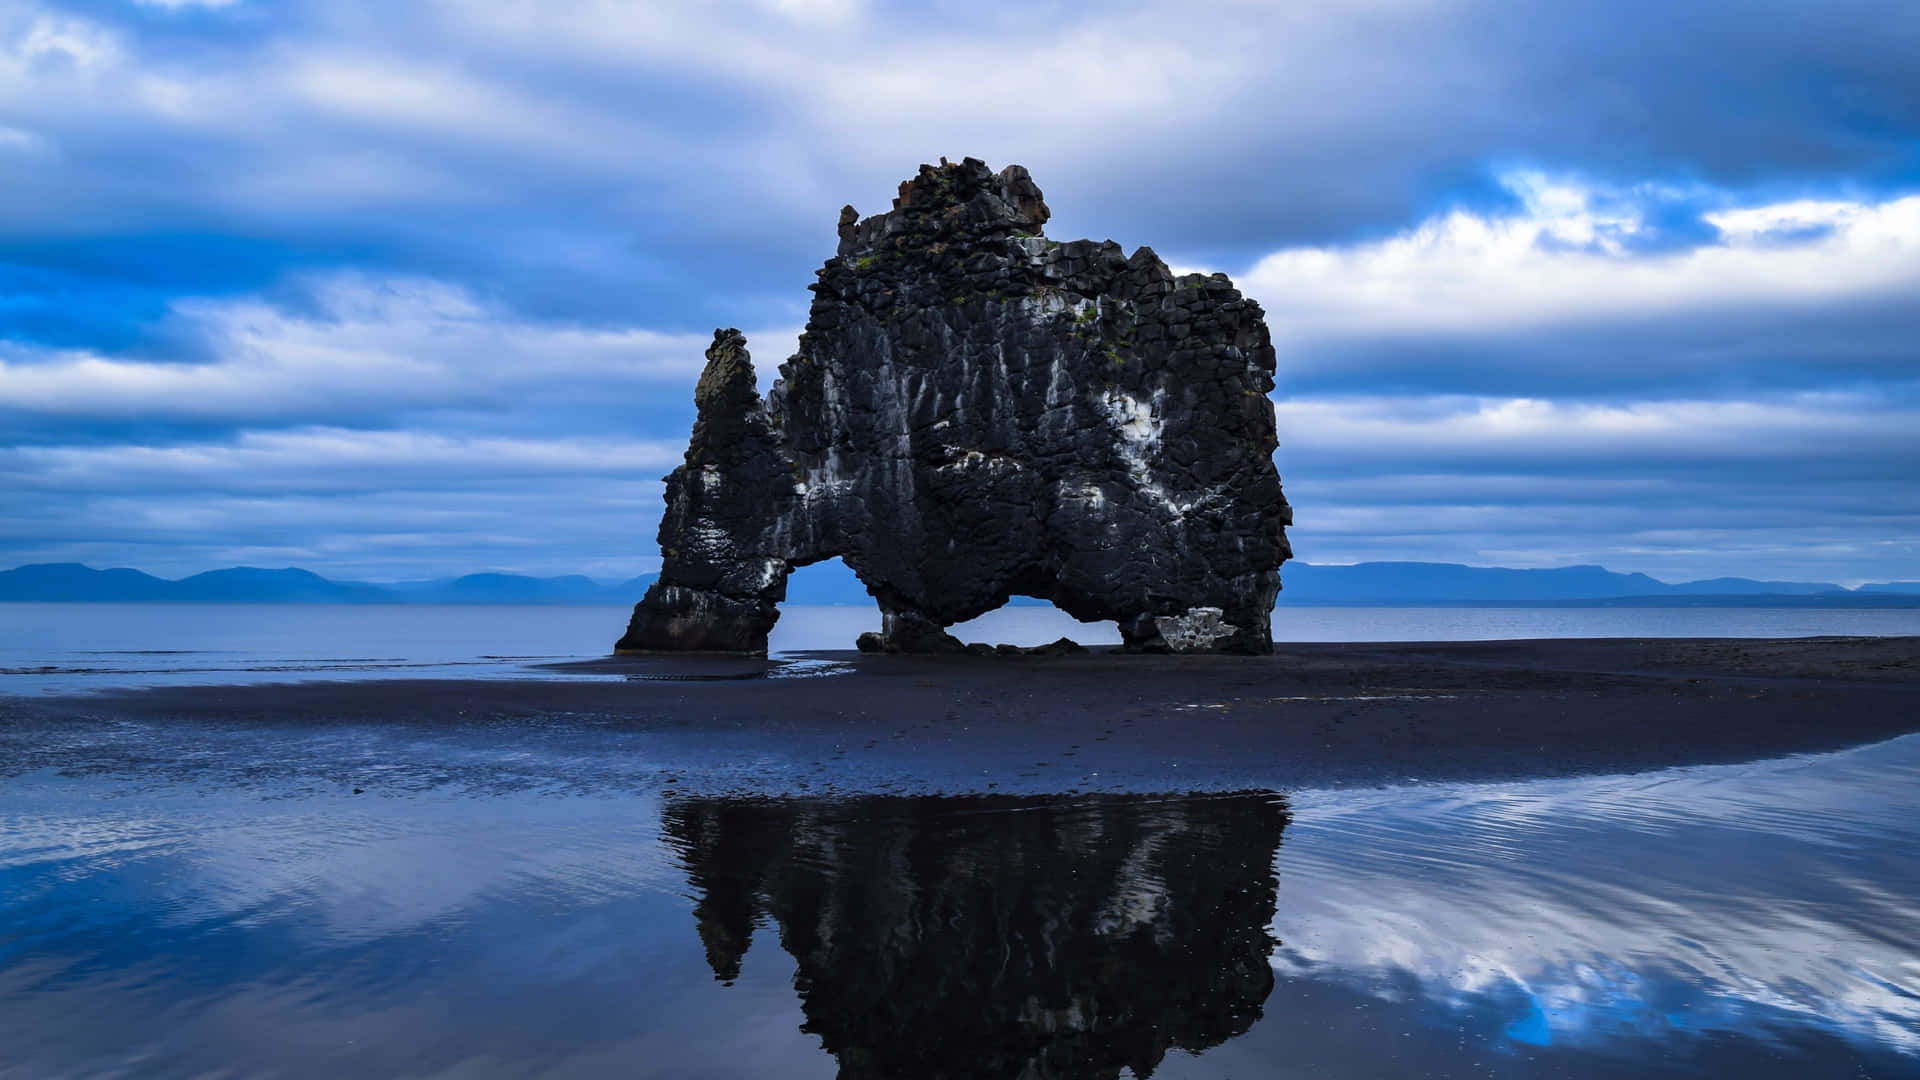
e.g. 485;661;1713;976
2;0;1917;584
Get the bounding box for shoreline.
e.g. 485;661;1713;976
4;636;1916;796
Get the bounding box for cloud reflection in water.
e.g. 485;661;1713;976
1;731;1916;1076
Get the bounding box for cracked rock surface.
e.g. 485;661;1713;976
619;158;1291;655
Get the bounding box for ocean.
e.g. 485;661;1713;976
5;601;1920;694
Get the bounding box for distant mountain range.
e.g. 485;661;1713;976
3;560;1918;607
1274;562;1920;606
0;564;659;606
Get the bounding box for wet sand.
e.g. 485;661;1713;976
7;636;1918;795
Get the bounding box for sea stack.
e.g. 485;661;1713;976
619;158;1291;655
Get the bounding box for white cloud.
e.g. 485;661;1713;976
1273;391;1920;460
411;0;1288;181
3;428;683;493
14;13;120;71
0;474;677;579
279;53;681;170
0;427;683;578
0;273;735;421
0;124;45;153
1262;391;1920;579
1241;178;1920;345
760;0;860;24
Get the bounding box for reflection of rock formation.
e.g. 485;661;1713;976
618;158;1291;656
665;792;1288;1079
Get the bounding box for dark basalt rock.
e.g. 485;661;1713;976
665;792;1288;1079
618;158;1291;655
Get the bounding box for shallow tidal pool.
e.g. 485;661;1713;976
2;723;1917;1078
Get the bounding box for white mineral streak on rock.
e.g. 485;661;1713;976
1104;385;1208;515
1154;607;1240;652
1102;386;1163;457
688;519;733;550
750;557;785;591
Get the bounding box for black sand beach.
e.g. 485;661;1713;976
9;636;1917;795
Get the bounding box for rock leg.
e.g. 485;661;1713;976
1117;613;1172;653
856;605;965;654
1116;600;1274;654
617;582;781;655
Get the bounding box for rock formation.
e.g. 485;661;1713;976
665;791;1288;1079
618;157;1291;655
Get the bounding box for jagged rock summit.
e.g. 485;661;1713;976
618;158;1291;655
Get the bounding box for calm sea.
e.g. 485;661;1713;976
4;601;1920;694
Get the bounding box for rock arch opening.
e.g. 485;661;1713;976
943;596;1117;653
779;556;869;607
